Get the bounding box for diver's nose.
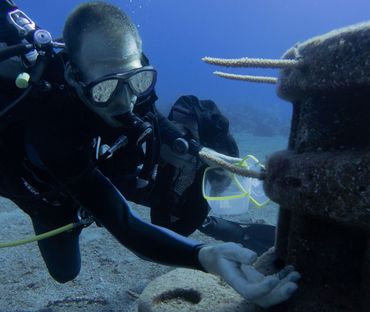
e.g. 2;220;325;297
113;85;137;114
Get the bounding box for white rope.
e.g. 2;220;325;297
198;148;265;180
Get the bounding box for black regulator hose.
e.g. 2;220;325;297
0;53;47;118
28;53;47;83
0;42;32;63
156;112;202;156
156;112;184;144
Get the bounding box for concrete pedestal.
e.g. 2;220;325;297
137;268;252;312
262;22;370;312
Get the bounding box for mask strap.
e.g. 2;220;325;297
140;52;150;66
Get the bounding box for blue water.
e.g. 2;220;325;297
15;0;370;133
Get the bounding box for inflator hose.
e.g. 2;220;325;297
0;43;32;63
0;54;46;118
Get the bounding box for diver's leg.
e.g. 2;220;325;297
149;165;174;229
0;160;82;283
12;197;82;283
150;167;210;236
30;216;82;283
170;188;209;236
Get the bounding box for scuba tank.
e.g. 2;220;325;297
0;5;65;122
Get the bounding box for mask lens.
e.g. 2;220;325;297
128;70;155;95
90;79;119;103
203;167;250;199
202;167;251;216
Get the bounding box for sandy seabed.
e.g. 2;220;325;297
0;133;287;312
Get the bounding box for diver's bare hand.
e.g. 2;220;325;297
241;264;300;307
198;243;300;306
198;243;281;301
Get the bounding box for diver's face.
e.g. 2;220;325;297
74;31;142;127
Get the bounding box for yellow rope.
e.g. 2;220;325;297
202;56;299;68
214;71;277;84
0;222;79;248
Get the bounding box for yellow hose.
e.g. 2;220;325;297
0;222;80;248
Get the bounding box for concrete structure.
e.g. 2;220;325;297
138;268;252;312
263;22;370;312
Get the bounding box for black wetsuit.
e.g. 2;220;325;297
0;4;208;283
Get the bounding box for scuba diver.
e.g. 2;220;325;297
0;0;299;307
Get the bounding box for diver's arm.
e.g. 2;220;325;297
69;167;205;270
156;110;188;147
42;159;300;307
30;115;300;305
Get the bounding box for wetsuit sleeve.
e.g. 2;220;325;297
68;168;205;270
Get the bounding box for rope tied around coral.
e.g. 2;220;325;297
198;147;266;180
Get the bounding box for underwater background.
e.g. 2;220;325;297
9;0;369;225
1;2;370;311
15;1;370;153
12;0;370;219
14;0;370;220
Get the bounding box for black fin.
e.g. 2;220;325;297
199;216;275;255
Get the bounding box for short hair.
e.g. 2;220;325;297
63;1;142;64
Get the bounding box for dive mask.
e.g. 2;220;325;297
202;155;270;216
80;65;157;107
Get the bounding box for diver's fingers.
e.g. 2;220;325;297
243;276;280;301
221;242;258;264
273;271;301;293
241;264;264;283
225;270;280;301
253;282;298;308
277;265;295;279
284;271;301;283
252;269;300;308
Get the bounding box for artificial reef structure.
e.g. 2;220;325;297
205;21;370;312
139;22;370;311
265;22;370;312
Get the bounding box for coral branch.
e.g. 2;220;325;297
214;71;277;84
203;56;299;68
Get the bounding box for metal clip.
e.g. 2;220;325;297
93;134;128;161
7;9;36;38
108;134;128;155
77;207;95;227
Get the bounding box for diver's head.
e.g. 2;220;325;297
63;1;156;127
